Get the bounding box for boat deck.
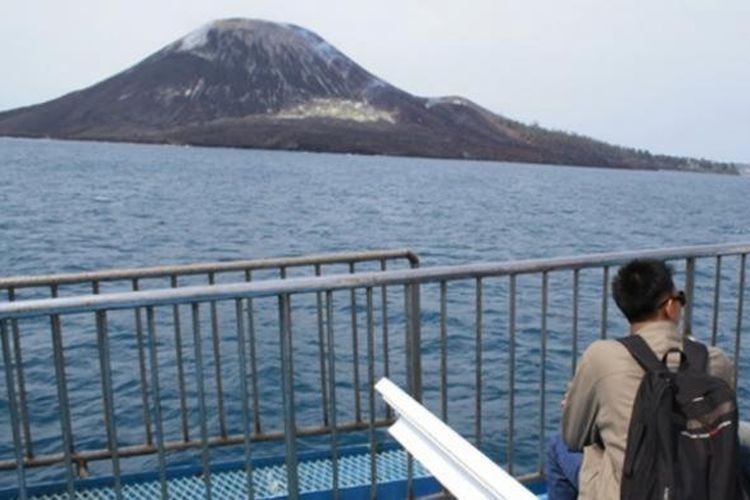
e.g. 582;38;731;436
16;448;547;499
18;449;437;499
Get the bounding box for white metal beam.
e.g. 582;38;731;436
375;377;536;500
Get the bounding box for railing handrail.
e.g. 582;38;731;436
0;248;420;289
2;242;749;320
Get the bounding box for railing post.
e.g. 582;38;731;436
539;271;549;476
145;306;168;499
600;266;609;339
366;287;378;499
711;256;722;346
1;319;27;499
572;269;580;376
170;275;190;443
278;293;299;499
508;275;517;475
50;314;76;496
95;310;122;499
734;254;746;386
381;259;392;421
315;264;330;427
403;281;421;499
349;263;362;423
244;270;262;436
191;303;212;499
404;282;422;402
207;273;227;440
131;279;153;447
684;257;696;338
439;280;448;423
325;290;340;498
475;278;483;448
7;287;32;461
235;299;255;500
408;251;422;404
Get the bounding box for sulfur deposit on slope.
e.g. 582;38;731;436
277;99;396;123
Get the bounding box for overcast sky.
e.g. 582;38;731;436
1;0;747;163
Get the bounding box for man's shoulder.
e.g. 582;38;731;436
581;337;630;357
579;338;632;372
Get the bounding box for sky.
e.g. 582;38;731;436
1;0;748;163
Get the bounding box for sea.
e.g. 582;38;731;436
1;136;750;488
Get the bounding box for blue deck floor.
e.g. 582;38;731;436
18;449;435;499
10;448;547;499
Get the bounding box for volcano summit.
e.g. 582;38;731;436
0;19;737;173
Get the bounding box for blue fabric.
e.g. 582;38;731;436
545;434;582;500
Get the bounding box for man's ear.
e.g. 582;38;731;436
665;299;681;324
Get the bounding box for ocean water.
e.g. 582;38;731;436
3;138;749;275
1;137;750;488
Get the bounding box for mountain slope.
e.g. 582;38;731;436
0;19;737;174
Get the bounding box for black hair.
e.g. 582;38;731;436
612;258;675;323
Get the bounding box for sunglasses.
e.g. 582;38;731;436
658;290;686;309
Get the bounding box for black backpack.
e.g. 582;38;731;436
617;335;741;500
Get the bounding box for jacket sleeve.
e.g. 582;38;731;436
562;344;601;451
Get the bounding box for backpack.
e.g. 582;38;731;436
617;335;742;500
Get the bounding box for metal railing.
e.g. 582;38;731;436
0;250;418;492
0;248;420;293
0;242;748;499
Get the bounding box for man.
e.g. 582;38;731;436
551;258;734;499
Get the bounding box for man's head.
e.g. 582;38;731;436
612;258;684;324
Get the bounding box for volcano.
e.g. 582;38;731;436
0;19;737;174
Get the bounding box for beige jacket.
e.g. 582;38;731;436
562;321;734;500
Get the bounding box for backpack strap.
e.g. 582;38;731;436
682;338;709;373
617;335;666;373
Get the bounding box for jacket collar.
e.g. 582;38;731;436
633;320;680;340
632;320;682;356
